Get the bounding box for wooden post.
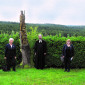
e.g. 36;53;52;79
20;11;30;66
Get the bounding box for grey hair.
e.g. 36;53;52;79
9;38;14;42
38;34;42;36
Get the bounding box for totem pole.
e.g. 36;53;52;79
20;11;30;66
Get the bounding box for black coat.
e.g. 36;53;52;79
5;44;16;70
5;44;16;58
62;44;74;57
34;40;47;69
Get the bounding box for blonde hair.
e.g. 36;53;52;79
9;38;14;42
66;39;71;44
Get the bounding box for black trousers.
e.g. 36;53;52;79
64;57;71;71
6;57;16;71
34;54;45;69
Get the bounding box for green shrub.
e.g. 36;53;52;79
27;27;85;68
44;37;85;68
0;27;85;68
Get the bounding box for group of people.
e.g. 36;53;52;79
4;34;74;72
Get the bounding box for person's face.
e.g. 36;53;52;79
9;40;13;44
38;35;42;39
67;41;70;45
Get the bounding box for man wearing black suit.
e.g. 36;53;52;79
34;34;47;69
4;38;16;71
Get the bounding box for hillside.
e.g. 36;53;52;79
0;21;85;37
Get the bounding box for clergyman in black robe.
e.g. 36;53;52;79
34;34;47;69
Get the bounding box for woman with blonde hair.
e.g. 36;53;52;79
62;39;74;72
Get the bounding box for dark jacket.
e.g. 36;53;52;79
62;44;74;57
34;40;47;53
5;44;16;58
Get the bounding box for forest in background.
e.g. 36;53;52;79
0;21;85;37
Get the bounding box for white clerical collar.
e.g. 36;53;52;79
39;39;42;43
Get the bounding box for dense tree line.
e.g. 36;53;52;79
0;21;85;37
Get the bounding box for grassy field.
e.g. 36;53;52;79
0;68;85;85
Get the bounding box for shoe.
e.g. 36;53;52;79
67;70;70;72
13;69;16;72
7;69;10;71
64;70;67;72
13;70;16;72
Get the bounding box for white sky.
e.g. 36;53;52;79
0;0;85;25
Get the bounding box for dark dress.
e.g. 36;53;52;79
62;44;74;71
5;44;16;71
34;40;47;69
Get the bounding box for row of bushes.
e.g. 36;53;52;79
27;27;85;68
44;38;85;68
0;27;85;68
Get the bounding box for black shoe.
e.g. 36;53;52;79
13;69;16;71
67;70;70;72
64;69;67;72
13;70;16;72
7;69;10;71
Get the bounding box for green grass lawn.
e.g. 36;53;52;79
0;68;85;85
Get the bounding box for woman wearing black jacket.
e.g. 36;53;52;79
4;38;16;71
62;39;74;72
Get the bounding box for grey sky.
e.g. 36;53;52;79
0;0;85;25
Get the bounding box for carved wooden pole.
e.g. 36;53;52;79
20;11;30;66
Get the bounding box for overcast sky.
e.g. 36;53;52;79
0;0;85;25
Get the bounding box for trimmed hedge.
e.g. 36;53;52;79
0;27;85;68
43;36;85;68
30;37;85;68
27;27;85;68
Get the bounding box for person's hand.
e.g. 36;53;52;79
4;57;7;59
35;53;36;55
44;53;46;55
15;56;16;59
72;57;73;59
71;57;73;61
62;56;64;58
